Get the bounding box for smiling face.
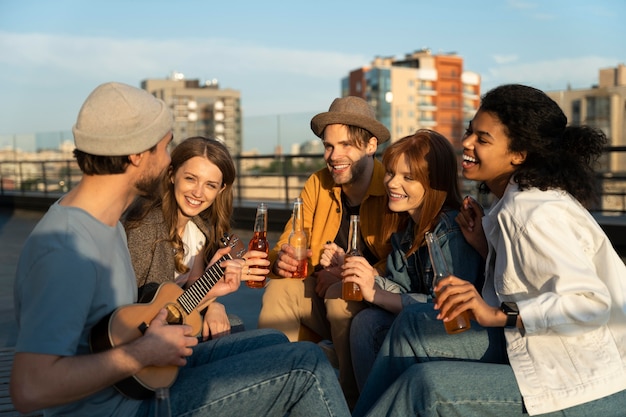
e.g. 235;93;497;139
461;110;526;198
322;124;377;186
172;155;224;228
384;154;426;221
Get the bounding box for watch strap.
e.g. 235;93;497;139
501;302;518;328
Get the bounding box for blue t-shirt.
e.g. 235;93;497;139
14;201;141;416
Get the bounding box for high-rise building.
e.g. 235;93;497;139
547;64;626;173
341;49;481;149
142;72;242;154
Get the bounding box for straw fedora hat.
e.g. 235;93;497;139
310;96;390;144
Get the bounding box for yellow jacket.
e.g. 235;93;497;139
269;158;391;277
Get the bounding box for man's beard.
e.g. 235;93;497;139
135;171;162;198
330;156;368;186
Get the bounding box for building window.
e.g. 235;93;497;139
586;96;610;136
571;100;581;125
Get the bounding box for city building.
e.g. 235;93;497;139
341;49;481;149
547;64;626;213
547;64;626;172
142;72;242;154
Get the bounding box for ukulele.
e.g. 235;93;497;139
89;234;246;399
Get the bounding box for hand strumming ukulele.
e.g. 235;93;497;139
89;234;246;399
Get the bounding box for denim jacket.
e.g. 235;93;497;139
374;209;484;308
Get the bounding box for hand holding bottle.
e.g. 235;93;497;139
240;250;270;286
342;255;377;302
288;197;309;278
342;215;363;301
425;232;471;334
247;203;269;288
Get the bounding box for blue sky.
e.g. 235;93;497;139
0;0;624;153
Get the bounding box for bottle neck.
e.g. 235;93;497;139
254;210;267;232
347;217;360;255
292;203;304;232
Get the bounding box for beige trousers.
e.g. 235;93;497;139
258;276;366;408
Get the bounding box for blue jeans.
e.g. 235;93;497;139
364;361;626;417
136;329;350;417
350;307;395;392
353;303;626;417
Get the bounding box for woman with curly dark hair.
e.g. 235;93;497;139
353;84;626;416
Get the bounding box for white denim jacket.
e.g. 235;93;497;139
482;182;626;415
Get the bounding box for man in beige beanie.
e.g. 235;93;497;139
258;96;393;409
11;82;351;417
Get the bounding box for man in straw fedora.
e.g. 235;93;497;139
258;96;392;408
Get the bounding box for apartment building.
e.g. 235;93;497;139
341;49;481;149
547;64;626;173
546;64;626;213
142;72;242;154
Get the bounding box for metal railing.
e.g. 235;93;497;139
1;148;626;215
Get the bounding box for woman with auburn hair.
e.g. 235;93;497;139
321;129;484;392
124;136;268;340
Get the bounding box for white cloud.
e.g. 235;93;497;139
0;31;367;85
493;54;519;65
507;0;537;10
0;30;368;134
482;56;620;91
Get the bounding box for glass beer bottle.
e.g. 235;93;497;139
425;231;471;334
247;203;269;288
289;197;308;278
154;387;172;417
342;215;363;301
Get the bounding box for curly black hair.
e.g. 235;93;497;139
478;84;607;208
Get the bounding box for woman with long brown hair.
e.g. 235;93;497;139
124;136;268;340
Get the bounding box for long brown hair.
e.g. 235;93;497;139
381;129;462;255
126;137;236;273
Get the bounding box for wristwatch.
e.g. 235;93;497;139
500;302;519;328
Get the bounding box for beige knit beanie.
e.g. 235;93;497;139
72;82;173;156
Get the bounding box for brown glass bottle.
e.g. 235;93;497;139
247;203;269;288
342;214;363;301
